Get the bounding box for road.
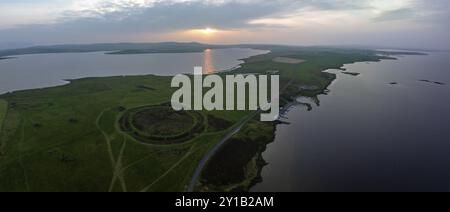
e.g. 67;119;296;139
187;78;292;192
187;110;260;192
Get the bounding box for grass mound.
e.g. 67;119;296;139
119;106;206;145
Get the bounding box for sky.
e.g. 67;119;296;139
0;0;449;49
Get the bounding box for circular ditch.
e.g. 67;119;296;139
119;106;206;145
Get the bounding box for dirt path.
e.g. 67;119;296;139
140;146;198;192
108;137;128;192
18;115;30;191
96;110;117;167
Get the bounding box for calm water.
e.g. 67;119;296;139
0;48;268;94
253;52;450;192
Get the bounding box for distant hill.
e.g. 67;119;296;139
0;42;227;57
0;42;426;57
0;42;34;50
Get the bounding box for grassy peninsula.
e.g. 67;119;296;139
0;44;402;191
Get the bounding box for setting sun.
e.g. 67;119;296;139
183;28;223;40
198;28;218;35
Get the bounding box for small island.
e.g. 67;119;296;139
419;79;446;85
342;72;360;76
377;51;428;56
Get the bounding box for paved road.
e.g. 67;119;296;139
187;110;260;192
187;79;292;192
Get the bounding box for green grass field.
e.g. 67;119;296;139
0;47;392;191
0;75;252;191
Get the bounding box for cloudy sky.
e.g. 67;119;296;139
0;0;449;49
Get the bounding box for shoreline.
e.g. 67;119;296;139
0;46;427;192
0;48;267;95
250;54;421;192
195;54;406;191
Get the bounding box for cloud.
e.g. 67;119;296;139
373;8;417;22
0;0;294;43
0;0;448;49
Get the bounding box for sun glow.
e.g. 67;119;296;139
183;28;221;39
174;28;241;43
197;27;218;35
